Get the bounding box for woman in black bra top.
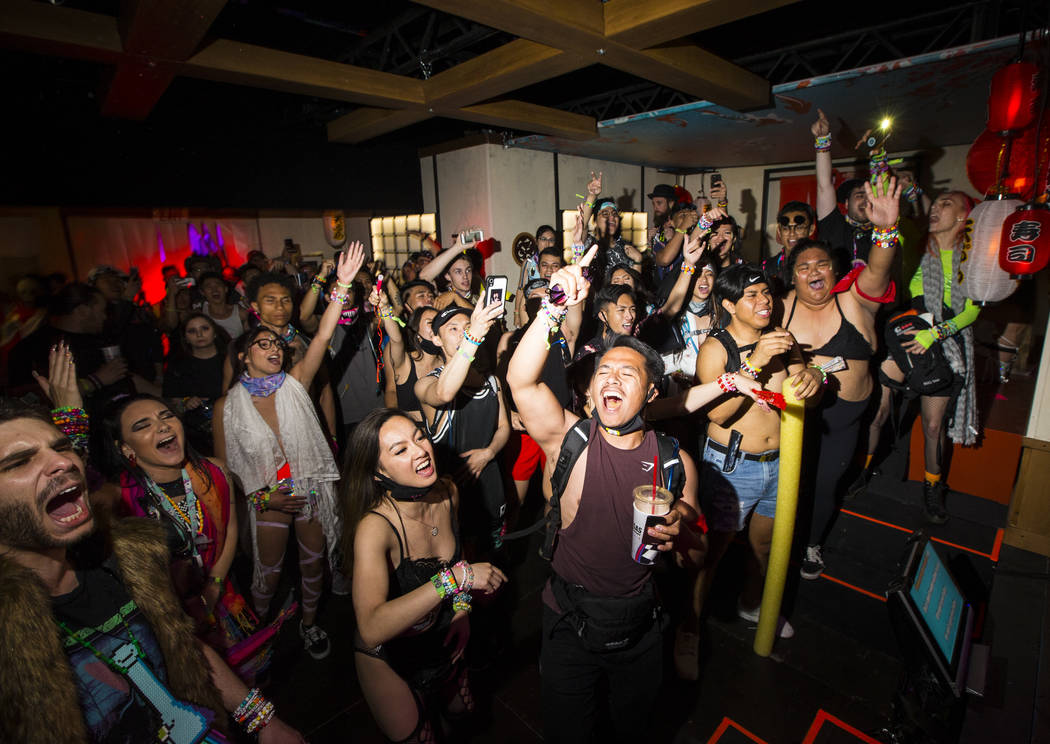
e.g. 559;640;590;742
778;179;901;581
371;286;441;422
338;408;507;744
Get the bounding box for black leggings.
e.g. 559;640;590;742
807;390;872;547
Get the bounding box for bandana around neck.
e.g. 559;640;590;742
844;213;872;231
591;408;645;437
688;298;710;316
375;471;430;502
240;371;286;397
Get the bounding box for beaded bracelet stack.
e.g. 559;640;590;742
51;406;89;452
248;486;272;513
378;305;406;327
871;220;900;252
234;688;276;734
309;279;324;294
430;560;475;613
715;373;737;393
680;264;696;274
329;280;352;305
459;327;483;362
739;356;762;380
814;133;831;152
904;184;923;204
808;364;829;385
697;213;714;232
571;242;587;264
931;318;959;342
540;295;568;349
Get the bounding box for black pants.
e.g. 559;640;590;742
540;604;662;744
808;389;872;546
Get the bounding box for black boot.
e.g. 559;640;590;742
923;481;949;525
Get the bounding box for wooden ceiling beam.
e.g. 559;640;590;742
424;39;587;110
0;1;122;62
451;100;596;140
327;107;432;144
612;43;769;110
119;0;227;59
102;0;227;121
183;40;426;109
415;0;770;111
602;0;799;49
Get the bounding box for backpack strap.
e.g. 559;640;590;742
655;433;685;498
499;419;591;557
710;328;741;374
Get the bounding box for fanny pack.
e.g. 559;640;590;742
550;573;662;653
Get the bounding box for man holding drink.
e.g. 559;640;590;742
507;246;763;743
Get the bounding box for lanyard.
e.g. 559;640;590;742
148;469;203;536
57;600;144;673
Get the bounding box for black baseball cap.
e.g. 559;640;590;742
430;305;472;335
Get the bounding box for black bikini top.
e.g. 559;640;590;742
786;294;872;361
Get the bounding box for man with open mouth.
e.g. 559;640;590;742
695;264;824;643
507;246;765;742
0;394;305;743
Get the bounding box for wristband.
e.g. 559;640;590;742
808;363;828;385
716;373;737;393
675;227;689;235
87;373;103;391
697;213;713;232
458;348;476;362
210;575;224;585
680;264;696;274
463;328;484;346
328;289;350;305
454;560;474;593
336;280;352;288
452;592;473;614
309;283;322;294
814;133;831;152
871;221;900;253
430;567;459;599
739;356;762;380
717;200;728;209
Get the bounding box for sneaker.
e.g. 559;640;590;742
800;545;825;580
737;602;794;639
673;627;700;681
300;621;331;660
923;481;950;525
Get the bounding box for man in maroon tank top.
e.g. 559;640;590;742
507;248;706;744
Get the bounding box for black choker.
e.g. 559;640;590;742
375;472;430;502
592;409;645;437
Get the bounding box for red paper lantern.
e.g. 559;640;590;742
967;124;1050;200
999;203;1050;278
987;62;1040;132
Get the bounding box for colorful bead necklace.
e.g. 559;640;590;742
148;468;203;536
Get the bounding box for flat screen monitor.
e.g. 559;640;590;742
890;535;974;696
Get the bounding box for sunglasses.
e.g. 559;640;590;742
778;215;810;227
250;337;287;351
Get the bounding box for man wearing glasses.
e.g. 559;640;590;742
762;201;816;294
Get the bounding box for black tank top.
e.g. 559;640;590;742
786;294;872;361
395;358;420;413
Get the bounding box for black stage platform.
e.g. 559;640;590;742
255;465;1049;743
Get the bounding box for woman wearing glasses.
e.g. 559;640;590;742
214;243;366;661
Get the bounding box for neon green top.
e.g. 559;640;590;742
908;248;980;349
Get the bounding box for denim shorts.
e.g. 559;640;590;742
701;440;779;533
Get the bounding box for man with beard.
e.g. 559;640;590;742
507;245;737;743
694;265;822;639
0;398;305;743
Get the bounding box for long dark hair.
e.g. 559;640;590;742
230;325;293;382
337;408;421;573
406;305;437;359
171;312;230;361
100;393;214;493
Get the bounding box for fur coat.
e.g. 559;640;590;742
0;518;228;743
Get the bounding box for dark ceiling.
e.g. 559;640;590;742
0;0;1041;210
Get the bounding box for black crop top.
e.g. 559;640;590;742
786;294;872;361
395;360;420;414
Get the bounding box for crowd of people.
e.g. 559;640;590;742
0;109;1001;743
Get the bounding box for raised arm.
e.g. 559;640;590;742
291;242;365;389
659;214;717;316
506;247;597;455
414;299;504;407
579;170;602;227
298;258;334;333
854;177;902;306
419;235;464;284
369;282;408;373
813;109;836;220
652;208;697;267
